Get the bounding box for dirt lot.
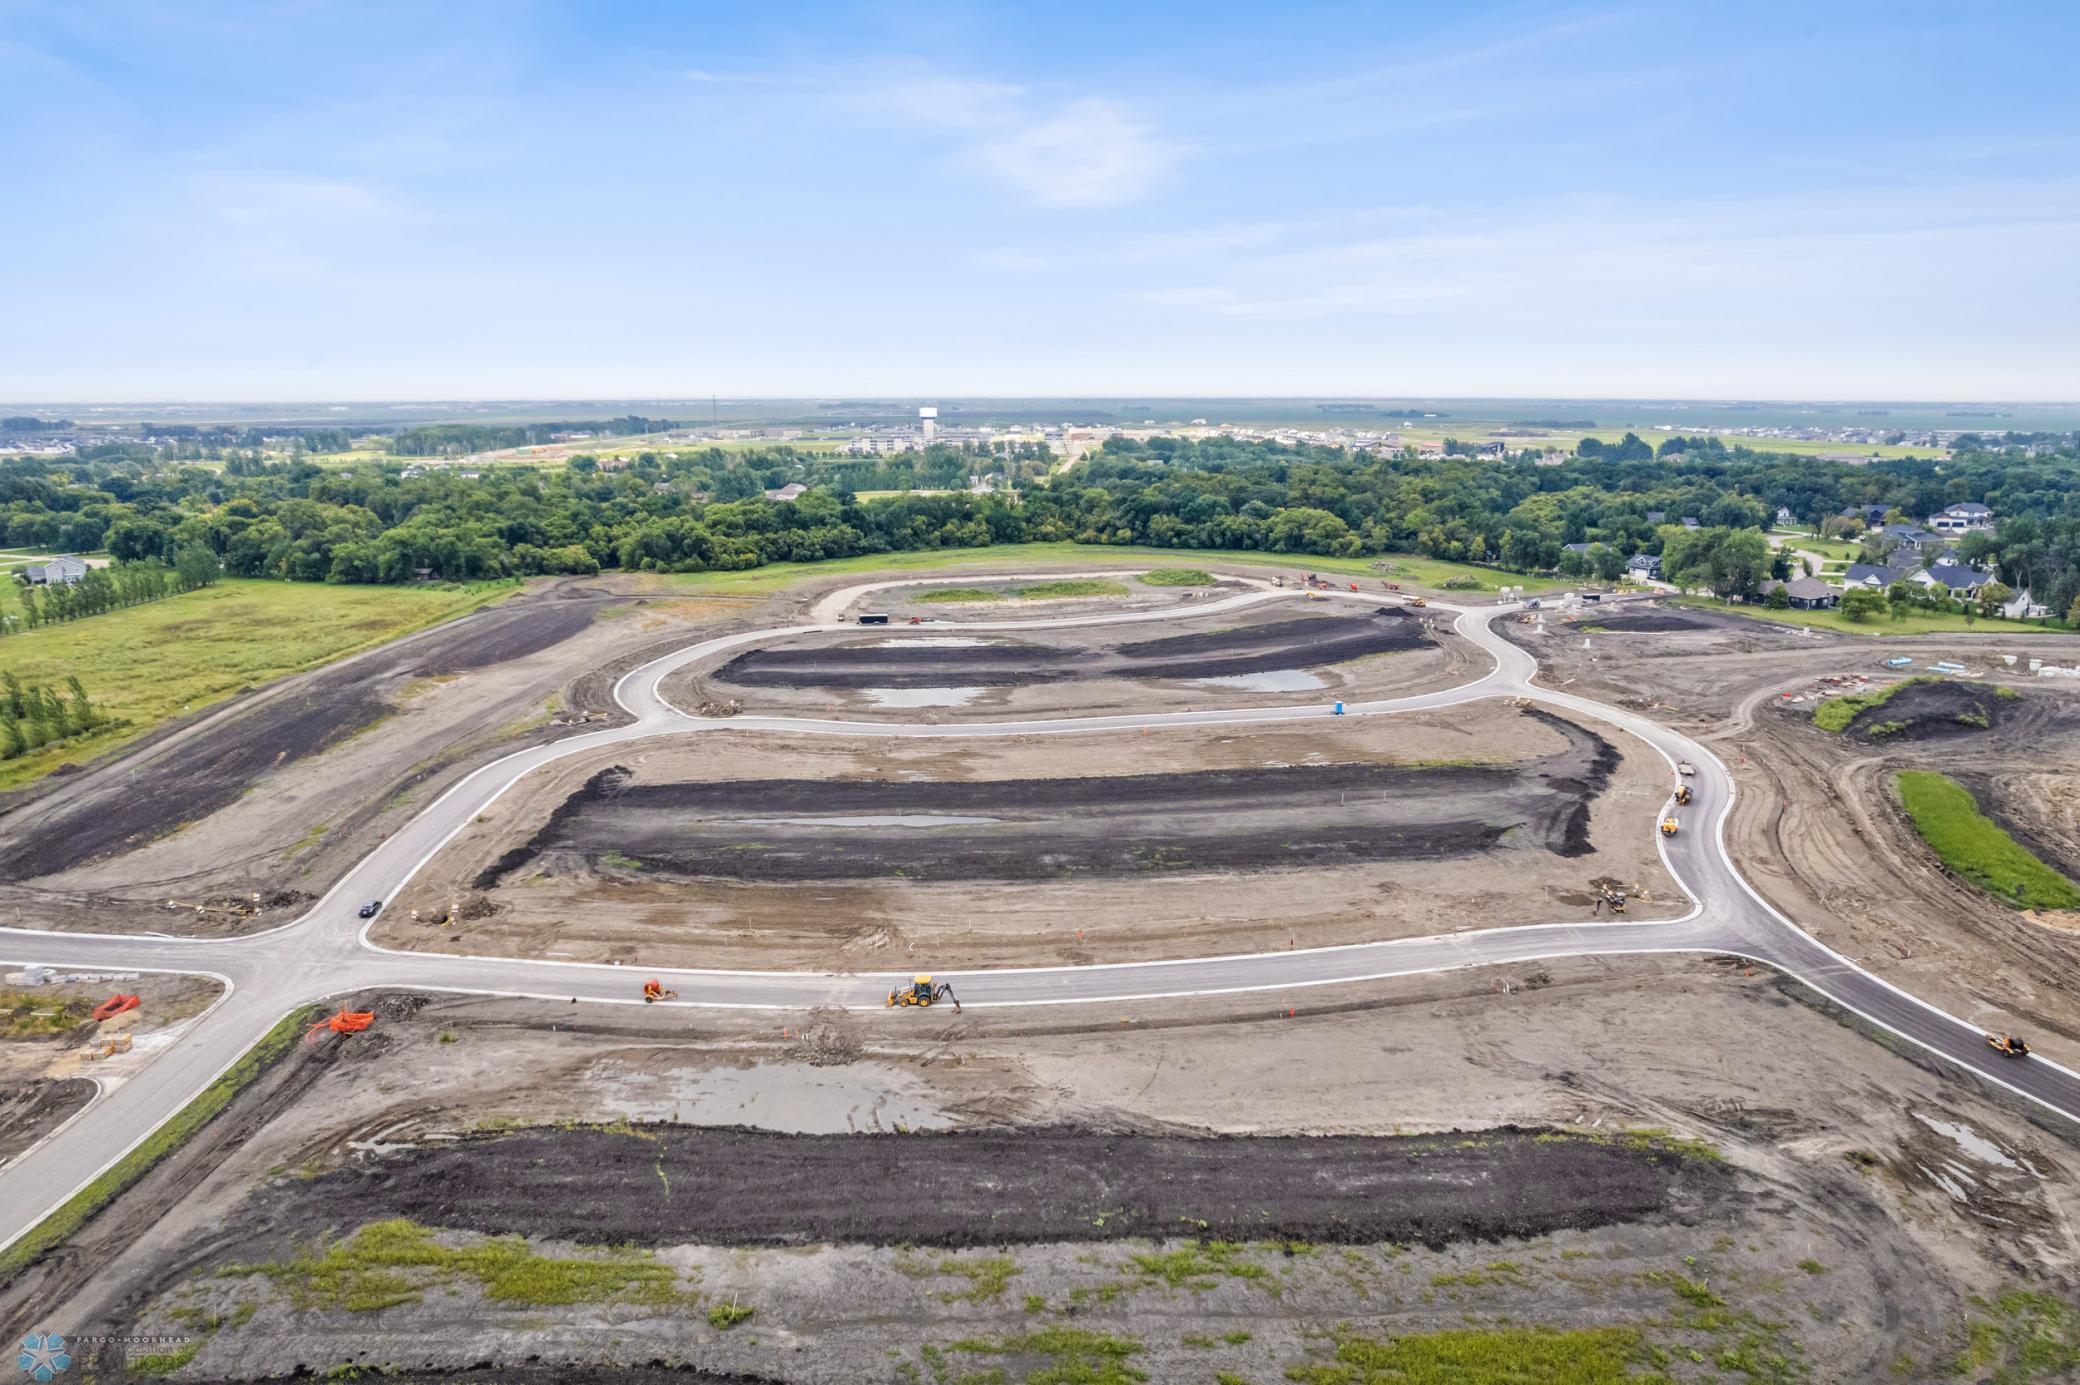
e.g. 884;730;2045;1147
1514;603;2080;1057
672;599;1477;721
0;973;223;1165
0;578;756;934
12;961;2078;1381
384;701;1677;968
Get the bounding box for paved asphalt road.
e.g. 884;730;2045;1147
4;575;2078;1257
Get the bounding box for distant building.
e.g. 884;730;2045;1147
919;406;937;443
1843;562;1912;590
1760;576;1839;610
764;482;809;503
1927;502;1993;535
1625;553;1664;581
1915;562;1986;596
20;555;88;586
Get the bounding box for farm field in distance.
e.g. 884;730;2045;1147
0;578;514;789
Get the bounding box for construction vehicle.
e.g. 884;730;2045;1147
1593;885;1629;916
887;974;961;1012
858;613;890;625
305;1007;375;1043
1384;581;1401;591
1660;817;1680;837
1676;761;1696;777
1673;784;1693;806
1987;1032;2032;1059
1407;597;1428;608
91;993;140;1023
642;978;678;1003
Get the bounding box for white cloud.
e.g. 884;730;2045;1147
971;98;1174;207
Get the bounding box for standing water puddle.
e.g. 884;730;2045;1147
1913;1112;2030;1172
863;687;982;707
1191;669;1327;693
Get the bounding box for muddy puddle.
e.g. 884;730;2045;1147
862;687;984;708
1191;669;1327;692
584;1057;952;1133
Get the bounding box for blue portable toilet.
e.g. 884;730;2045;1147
1333;701;1345;715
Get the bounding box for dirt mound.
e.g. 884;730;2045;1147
1846;680;2011;741
714;612;1429;690
477;715;1617;885
1585;612;1711;633
253;1124;1727;1250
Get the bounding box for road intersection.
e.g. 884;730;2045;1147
5;575;2078;1256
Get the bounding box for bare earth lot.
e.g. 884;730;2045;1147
386;701;1678;969
0;578;753;934
11;961;2076;1382
1514;602;2080;1053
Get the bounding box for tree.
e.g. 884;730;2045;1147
1764;584;1792;610
174;545;220;591
1976;581;2014;616
1840;587;1888;623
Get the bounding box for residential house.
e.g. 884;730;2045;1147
1625;553;1664;581
1927;502;1993;535
2004;587;2051;619
1561;542;1594;555
1915;562;1986;597
1774;506;1796;527
1644;510;1666;525
1759;576;1839;610
1679;516;1701;529
1838;504;1890;529
763;482;809;503
20;555;88;585
1842;562;1913;590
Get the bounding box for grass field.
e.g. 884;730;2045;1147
1671;595;2063;639
660;542;1571;600
1771;530;1869;564
1895;770;2080;910
0;579;514;790
1140;568;1216;586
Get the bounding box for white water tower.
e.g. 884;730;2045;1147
919;406;938;442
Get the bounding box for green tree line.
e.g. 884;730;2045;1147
0;672;111;761
4;552;219;635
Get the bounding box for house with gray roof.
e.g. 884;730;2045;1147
19;555;87;586
1759;576;1839;610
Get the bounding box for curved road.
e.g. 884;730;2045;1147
4;575;2078;1257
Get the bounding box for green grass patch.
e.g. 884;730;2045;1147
0;1003;315;1287
228;1217;684;1311
597;851;646;871
914;586;1004;603
1;989;93;1036
1015;579;1130;599
1951;1288;2080;1383
950;1326;1146;1384
0;578;514;789
1126;1240;1272;1292
1284;1325;1658;1384
1896;771;2080;910
708;1300;755;1328
655;541;1570;601
1674;594;2060;638
1138;567;1216;586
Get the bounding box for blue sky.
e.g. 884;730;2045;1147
3;1;2077;400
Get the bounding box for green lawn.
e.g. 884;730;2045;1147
1139;568;1216;586
1771;530;1868;564
1896;770;2080;910
659;542;1570;600
0;579;514;789
1672;595;2067;639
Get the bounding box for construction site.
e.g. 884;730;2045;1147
6;558;2080;1382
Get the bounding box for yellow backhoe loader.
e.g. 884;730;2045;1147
888;975;961;1012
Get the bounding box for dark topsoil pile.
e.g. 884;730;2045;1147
477;710;1616;886
0;591;604;878
1844;679;2013;742
714;611;1429;689
1583;612;1712;633
249;1124;1727;1251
